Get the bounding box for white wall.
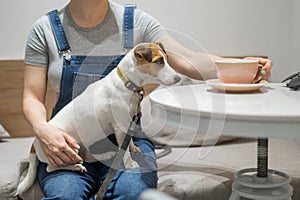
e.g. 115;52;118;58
0;0;69;60
291;0;300;79
1;0;298;82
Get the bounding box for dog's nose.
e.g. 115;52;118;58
174;75;181;83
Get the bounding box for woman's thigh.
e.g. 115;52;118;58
37;134;157;200
104;136;158;200
37;162;98;200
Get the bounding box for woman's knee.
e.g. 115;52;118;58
106;171;157;200
40;172;96;200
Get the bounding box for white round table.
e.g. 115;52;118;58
149;83;300;200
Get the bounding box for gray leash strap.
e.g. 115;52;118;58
96;111;142;200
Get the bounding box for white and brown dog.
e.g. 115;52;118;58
17;42;181;195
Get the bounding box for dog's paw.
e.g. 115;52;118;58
47;164;87;173
125;160;140;169
73;163;87;172
129;145;142;154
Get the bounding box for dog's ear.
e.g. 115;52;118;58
156;42;167;54
134;46;152;63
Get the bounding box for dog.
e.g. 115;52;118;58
17;42;181;195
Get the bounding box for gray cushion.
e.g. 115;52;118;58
0;123;10;141
0;137;33;199
156;138;300;200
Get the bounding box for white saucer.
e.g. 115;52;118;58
206;79;268;92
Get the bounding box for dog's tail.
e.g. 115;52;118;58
16;147;38;196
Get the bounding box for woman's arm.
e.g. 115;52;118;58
157;34;272;80
23;65;82;167
157;34;217;80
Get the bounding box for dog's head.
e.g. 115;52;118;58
133;42;181;86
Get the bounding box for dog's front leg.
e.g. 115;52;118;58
124;143;140;169
114;128;140;169
129;139;142;154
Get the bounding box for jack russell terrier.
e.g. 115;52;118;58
17;42;181;195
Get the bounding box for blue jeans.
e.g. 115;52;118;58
37;136;158;200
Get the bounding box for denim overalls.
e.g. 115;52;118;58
48;5;135;117
37;5;157;200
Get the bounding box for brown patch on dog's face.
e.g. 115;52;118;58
134;43;168;77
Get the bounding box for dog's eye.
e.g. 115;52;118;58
155;57;164;67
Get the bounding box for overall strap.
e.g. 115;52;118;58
123;4;136;49
48;10;71;54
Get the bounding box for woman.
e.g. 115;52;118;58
23;0;272;199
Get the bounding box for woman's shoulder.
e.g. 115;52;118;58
30;15;49;31
109;1;157;25
30;7;67;31
108;1;124;14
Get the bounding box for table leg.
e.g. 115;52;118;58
257;138;268;178
228;138;293;200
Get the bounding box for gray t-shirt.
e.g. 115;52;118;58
25;1;167;93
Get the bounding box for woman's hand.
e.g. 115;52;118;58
258;58;272;78
244;57;273;79
34;122;83;167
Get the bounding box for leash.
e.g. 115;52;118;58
96;68;144;199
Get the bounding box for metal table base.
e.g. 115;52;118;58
229;138;293;200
